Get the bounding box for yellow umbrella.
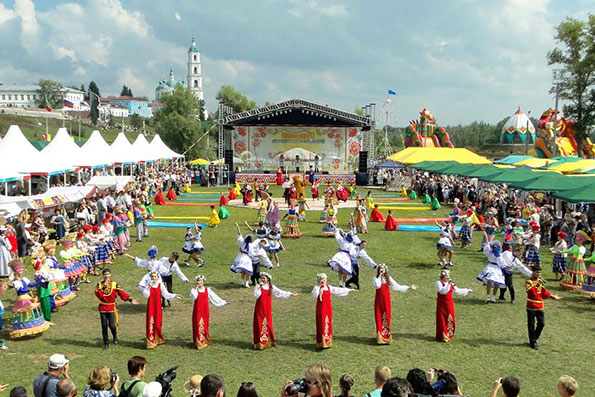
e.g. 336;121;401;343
387;147;491;165
548;159;595;173
514;158;558;168
189;158;210;165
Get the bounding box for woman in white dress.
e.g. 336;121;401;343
476;234;506;303
230;223;254;288
327;229;355;287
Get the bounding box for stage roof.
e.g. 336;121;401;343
223;99;373;130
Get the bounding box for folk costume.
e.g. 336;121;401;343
384;213;398;231
435;274;471;342
345;242;378;290
322;206;338;236
525;275;555;349
253;280;294;350
477;242;506;289
242;184;253;205
580;252;595;297
207;207;220;228
373;272;412;345
550;232;568;278
228;188;237;201
523;223;541;267
282;206;302;238
498;245;533;303
158;256;189;308
190;277;228;349
312;281;353;348
369;207;385;222
336;184;349;202
559;230;589;290
95;278;134;347
255;202;267;225
219;193;228;206
143;278;178;349
166;188;177;201
231;234;254;288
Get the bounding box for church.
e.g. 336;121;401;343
154;36;204;108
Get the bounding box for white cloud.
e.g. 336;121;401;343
74;66;87;77
49;43;77;61
175;12;181;21
15;0;40;52
287;1;347;18
91;0;150;38
120;67;147;94
0;3;16;25
208;58;256;80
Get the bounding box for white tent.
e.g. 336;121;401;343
0;186;97;217
86;175;134;191
0;125;39;181
147;134;183;160
41;128;85;170
282;147;319;161
131;134;153;162
17;128;77;176
110;133;136;164
79;130;113;168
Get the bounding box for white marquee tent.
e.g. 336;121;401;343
147;134;183;160
131;134;153;162
79;130;113;168
110;132;137;164
0;125;40;182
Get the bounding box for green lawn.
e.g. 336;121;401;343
1;186;592;396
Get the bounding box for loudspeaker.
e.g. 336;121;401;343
355;172;369;186
224;149;233;169
358;151;368;173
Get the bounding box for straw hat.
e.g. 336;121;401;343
182;375;203;394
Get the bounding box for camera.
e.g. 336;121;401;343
155;365;178;397
110;370;118;387
285;378;309;395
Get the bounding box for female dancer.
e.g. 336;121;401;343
373;264;418;344
523;222;542;267
327;229;355;287
384;210;398;231
241;183;253;205
265;228;284;267
312;273;355;348
477;236;506;303
255;201;267;225
265;198;280;229
459;210;473;248
436;270;472;342
253;272;298;350
348;183;358;200
311;180;320;200
282;200;302;238
182;224;204;267
322;203;338;236
369;204;384;222
436;221;455;268
550;231;568;281
190;275;229;349
560;230;589;290
354;199;368;234
143;271;182;349
336;183;349;202
231;223;254;288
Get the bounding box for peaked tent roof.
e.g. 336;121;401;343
223;99;373;130
509;172;595;192
41;128;85;170
110;133;136;164
131;134;153;162
553;183;595;203
0;125;37;181
147;134;183;160
494;155;533;165
388;148;491;165
80;130;112;168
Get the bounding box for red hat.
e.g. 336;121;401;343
557;231;567;239
106;213;112;219
529;222;540;231
92;225;100;232
83;225;92;232
76;231;84;239
101;218;108;224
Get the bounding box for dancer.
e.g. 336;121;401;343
158;252;189;308
365;191;375;209
143;271;182;349
207;205;220;228
322;202;338;236
219;192;228;206
265;198;281;229
190;275;229;349
249;234;274;287
336;183;349;202
228;186;237;201
182;224;204;267
95;268;138;349
550;231;568;281
354;198;368;234
525;265;561;350
523;222;542;267
436;221;455;268
345;240;378;290
327;229;355;287
8;259;51;339
477;237;506;303
125;246;162;291
384;210;398;231
498;244;532;304
560;230;589;290
253;272;298;350
282;200;302;238
435;270;472;342
231;223;255;288
459;210;473;248
265;228;285;267
241;183;253;205
323;183;335;199
312;273;355;348
369;204;385;222
373;264;418;344
348;183;358;200
297;194;309;222
311;180;320;200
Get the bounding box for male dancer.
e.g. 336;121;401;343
95;268;138;349
525;265;561;350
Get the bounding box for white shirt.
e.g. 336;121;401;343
350;245;377;269
435;280;471;296
190;287;227;306
550;240;568;257
142;282;177;300
135;257;161;273
158;257;189;282
253;284;293;299
372;276;409;292
311;285;352;298
500;251;533;276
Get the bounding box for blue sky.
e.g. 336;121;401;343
0;0;593;124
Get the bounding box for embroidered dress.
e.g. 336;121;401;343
190;287;227;349
435;280;471;342
10;278;50;339
373;276;409;344
230;235;253;275
252;284;292;350
580;253;595;297
312;285;352;348
143;282;177;348
476;244;506;287
560;245;587;290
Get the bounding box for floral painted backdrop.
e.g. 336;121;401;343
232;126;361;172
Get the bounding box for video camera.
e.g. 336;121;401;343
285;378;308;395
155;365;178;397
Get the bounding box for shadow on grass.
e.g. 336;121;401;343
455;299;497;306
403;262;441;269
333;334;377;346
282;339;318;352
457;337;527;348
209;282;251;291
217;337;256;350
49;337;147;350
118;304;148;314
396;332;436;343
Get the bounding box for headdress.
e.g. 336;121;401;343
260;272;272;281
42;240;56;252
147;245;158;259
9;258;24;273
194;275;206;282
440;269;450;278
557;231;567;239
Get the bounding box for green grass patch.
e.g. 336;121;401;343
1;186;592;396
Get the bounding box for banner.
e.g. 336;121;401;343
232;126;361;172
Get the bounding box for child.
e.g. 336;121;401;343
311;181;320;200
255;201;267;225
523;222;541;268
322;203;338;236
182;224;204;267
550;231;568;281
282;200;302;238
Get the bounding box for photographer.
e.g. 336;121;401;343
82;367;119;397
280;363;332;397
33;354;70;397
490;377;520;397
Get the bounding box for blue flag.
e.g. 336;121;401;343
388;89;397;95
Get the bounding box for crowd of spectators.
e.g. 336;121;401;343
0;356;580;397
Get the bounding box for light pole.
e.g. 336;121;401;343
552;69;565;158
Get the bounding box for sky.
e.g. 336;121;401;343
0;0;593;125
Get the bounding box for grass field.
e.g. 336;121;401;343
2;186;593;396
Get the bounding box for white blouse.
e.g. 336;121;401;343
142;282;177;300
253;284;293;299
435;280;470;296
311;285;352;298
190;287;227;307
372;276;409;292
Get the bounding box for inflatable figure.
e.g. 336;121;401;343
405;108;454;148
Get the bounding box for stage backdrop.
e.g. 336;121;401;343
232;126;361;172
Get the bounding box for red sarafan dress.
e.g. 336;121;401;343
219;194;228;206
373;276;410;344
435;280;471;343
228;189;237;200
253;284;293;350
143;282;177;349
369;208;385;222
166;188;177;201
154;191;166;205
276;168;283;185
313;285;352;349
336;186;349;202
191;287;228;349
384;214;398;230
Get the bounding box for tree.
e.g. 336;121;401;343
120;85;133;97
547;15;595;155
35;79;63;109
130;113;143;130
88;81;101;125
199;99;207;121
155;85;203;158
354;106;364;116
215;85;257;113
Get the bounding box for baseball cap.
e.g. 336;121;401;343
48;354;69;369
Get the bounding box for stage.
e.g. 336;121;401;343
234;173;355;185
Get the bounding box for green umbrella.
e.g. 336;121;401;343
509;173;595;192
553;182;595;203
437;163;479;176
466;165;506;179
480;167;538;184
